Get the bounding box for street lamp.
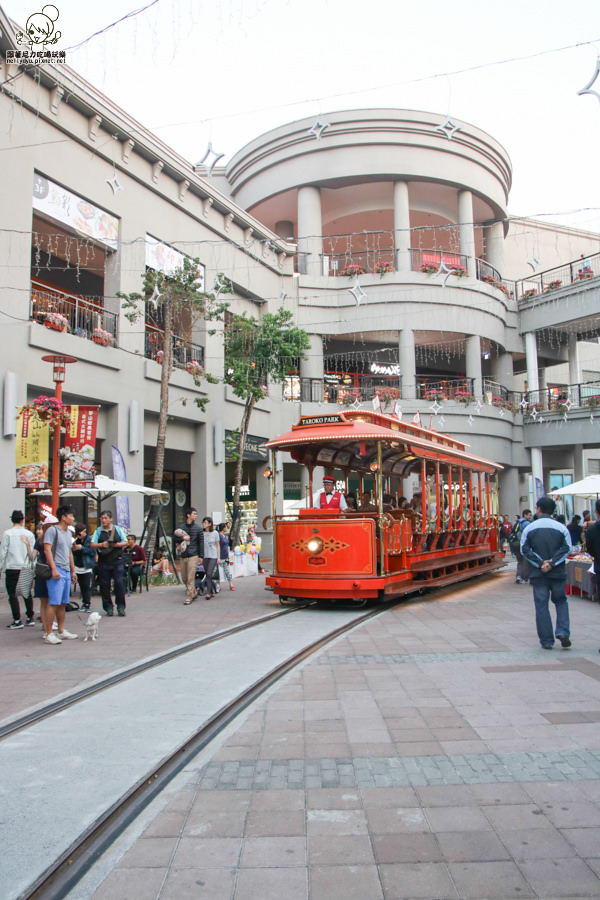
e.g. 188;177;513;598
41;354;77;511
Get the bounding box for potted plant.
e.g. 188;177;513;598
582;394;600;409
375;386;400;409
455;390;475;406
342;264;364;278
22;395;71;429
419;263;439;274
375;261;393;276
522;288;538;299
450;265;468;278
491;395;506;408
544;279;562;292
185;360;203;376
577;267;594;279
339;387;362;406
91;327;114;347
424;388;444;401
44;312;69;332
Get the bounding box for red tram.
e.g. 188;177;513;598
265;410;504;605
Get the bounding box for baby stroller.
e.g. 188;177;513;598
194;560;220;596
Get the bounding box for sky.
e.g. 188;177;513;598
5;0;600;233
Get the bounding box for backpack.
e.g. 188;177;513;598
507;520;522;548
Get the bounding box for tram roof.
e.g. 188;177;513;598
266;410;501;474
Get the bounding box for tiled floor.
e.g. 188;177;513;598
60;564;600;900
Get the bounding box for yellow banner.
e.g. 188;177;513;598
16;408;50;488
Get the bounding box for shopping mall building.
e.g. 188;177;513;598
1;8;599;549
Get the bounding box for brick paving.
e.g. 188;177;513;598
5;561;600;899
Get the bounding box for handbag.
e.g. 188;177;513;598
35;530;58;580
16;560;35;597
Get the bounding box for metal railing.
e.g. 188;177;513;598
417;378;475;401
521;382;600;414
410;249;469;276
145;330;205;369
30;280;118;342
515;252;600;302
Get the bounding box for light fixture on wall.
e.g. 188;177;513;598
263;466;273;479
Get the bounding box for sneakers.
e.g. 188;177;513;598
117;607;126;617
7;620;24;629
105;607;114;616
559;636;572;648
542;644;554;650
58;629;78;640
229;583;235;591
44;632;62;644
25;617;36;627
82;604;90;613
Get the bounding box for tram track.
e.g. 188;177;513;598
18;601;390;900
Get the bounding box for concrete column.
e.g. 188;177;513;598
101;403;145;530
572;444;585;515
491;352;514;391
466;334;482;398
524;332;539;393
485;221;505;278
297;186;323;277
538;367;547;403
568;334;580;388
458;189;476;277
393;181;411;273
275;220;294;241
300;333;324;402
398;329;416;400
531;447;544;500
255;461;273;558
190;423;225;522
498;466;519;516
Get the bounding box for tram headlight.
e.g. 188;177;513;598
307;537;323;554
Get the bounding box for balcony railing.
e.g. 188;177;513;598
515;252;600;302
522;382;600;414
145;329;205;369
30;279;118;342
416;378;475;401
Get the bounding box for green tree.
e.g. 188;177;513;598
225;308;310;545
118;260;231;560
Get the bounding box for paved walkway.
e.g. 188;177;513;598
3;563;600;899
66;563;600;900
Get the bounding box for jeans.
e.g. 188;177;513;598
531;576;570;647
76;571;92;606
203;557;218;594
98;561;126;610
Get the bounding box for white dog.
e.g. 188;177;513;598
84;611;101;641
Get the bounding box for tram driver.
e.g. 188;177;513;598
313;475;348;511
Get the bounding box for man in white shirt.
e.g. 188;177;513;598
313;475;348;511
0;510;35;629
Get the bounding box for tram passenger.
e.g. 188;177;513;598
344;492;357;510
313;475;348;510
358;492;377;512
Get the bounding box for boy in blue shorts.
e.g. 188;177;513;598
43;504;78;644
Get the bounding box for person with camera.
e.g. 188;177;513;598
90;510;128;617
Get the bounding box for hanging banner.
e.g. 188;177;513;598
111;445;131;531
62;405;98;488
15;408;50;489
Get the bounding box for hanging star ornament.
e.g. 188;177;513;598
498;407;505;417
196;141;225;177
105;169;123;194
429;400;442;415
349;278;366;306
308;118;330;140
148;281;162;309
475;399;483;415
577;55;600;104
520;397;529;409
211;273;230;300
538;416;544;425
527;255;541;271
438;415;446;428
468;414;474;427
436;116;461;140
432;257;455;288
278;289;288;303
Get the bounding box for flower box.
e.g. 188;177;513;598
455;391;475;405
44;313;69;332
424;389;445;401
543;280;562;292
577;269;593;279
342;264;364;278
582;395;600;409
522;289;538;299
450;265;468;278
338;388;362;406
23;395;71;429
185;360;203;376
375;262;393;275
92;328;113;347
419;263;439;274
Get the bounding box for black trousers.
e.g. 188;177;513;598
5;569;33;622
98;561;126;610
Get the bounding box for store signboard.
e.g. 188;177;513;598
145;234;205;289
33;173;118;248
225;431;268;462
62;405;98;488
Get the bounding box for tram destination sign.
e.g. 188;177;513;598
295;414;346;428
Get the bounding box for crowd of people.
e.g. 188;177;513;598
1;503;242;643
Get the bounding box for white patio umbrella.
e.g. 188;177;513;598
549;475;600;499
31;474;168;503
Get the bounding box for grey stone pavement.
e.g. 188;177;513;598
3;561;600;899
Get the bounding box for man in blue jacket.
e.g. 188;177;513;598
521;496;572;650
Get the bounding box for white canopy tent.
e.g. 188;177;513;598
549;475;600;500
31;474;168;503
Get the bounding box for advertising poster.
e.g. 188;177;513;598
62;405;98;488
15;409;50;489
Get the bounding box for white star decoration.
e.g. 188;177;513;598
468;414;474;427
530;408;538;420
563;397;574;411
577;55;600;104
106;172;123;194
520;397;529;409
527;256;541;271
438;415;446;428
432;257;455;288
196;142;225;177
436;116;461;140
148;282;162;309
498;407;505;417
475;399;483;415
349;278;366;306
308;118;330;140
278;290;287;303
538;416;544;425
212;274;230;300
429;400;442;415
